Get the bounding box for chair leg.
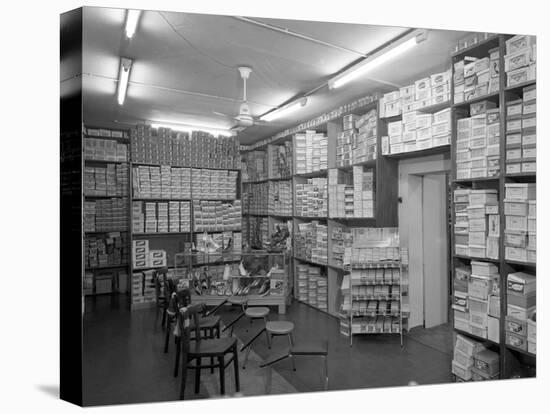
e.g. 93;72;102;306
219;356;225;395
233;344;240;392
161;308;167;328
164;320;171;353
195;357;202;394
179;355;188;400
324;355;329;390
267;332;272;349
289;354;296;372
174;336;181;377
210;329;215;374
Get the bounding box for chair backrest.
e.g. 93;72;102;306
153;268;169;303
176;295;206;352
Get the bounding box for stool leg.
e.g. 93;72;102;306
219;356;225;395
164;320;171;353
243;342;252;369
265;365;272;394
174;336;180;377
210;329;215;374
324;355;329;390
195;357;201;394
288;334;296;371
233;343;240;392
267;332;272;349
161;308;167;328
179;355;188;400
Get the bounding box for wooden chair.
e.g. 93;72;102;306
174;300;240;399
153;268;171;329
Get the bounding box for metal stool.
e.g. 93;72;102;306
240;307;270;369
222;296;248;336
266;321;295;350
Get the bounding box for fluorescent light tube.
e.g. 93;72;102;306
151;123;235;137
329;30;427;89
260;97;308;122
125;10;141;39
117;58;132;106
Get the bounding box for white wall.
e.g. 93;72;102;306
397;154;450;329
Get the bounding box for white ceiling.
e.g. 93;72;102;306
80;7;469;144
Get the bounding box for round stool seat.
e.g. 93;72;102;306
245;307;270;318
266;321;294;335
228;296;247;305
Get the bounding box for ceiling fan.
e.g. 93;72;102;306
213;66;278;132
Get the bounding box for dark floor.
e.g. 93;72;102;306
83;294;454;406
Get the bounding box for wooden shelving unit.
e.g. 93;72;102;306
450;34;536;380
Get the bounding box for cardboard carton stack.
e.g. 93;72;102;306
83;138;128;162
85;163;128;197
193;200;242;232
456;103;500;180
353;166;375;218
506;272;536;353
505;85;536;174
295;131;327;174
504;183;535;263
268;180;292;216
469;261;498;339
270;141;293;179
295;178;327;217
243;182;268;215
454;52;498;105
242;150;267;182
331;226;352;268
190;169;238;200
85;232;129;269
295;263;327;311
336;110;378;167
504;35;536;88
452;334;487;381
131;124;240;169
328;169;353;218
85;197;128;232
454;189;499;259
295;221;328;265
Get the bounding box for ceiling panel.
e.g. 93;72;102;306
79;6;469;144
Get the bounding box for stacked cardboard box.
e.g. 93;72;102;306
504;183;536;263
193;200;242;232
336;110;378;167
504;35;536;88
270;142;293;179
295;178;328;217
353;166;375;218
243;182;268;215
131;124;240;169
380;69;451;118
268;180;292;216
84;163;128;197
249;216;269;249
330;226;352;268
190;169;238;200
295;263;327;311
295;130;327;174
452;334;500;381
85;232;129;268
454;52;498;104
83;197;128;232
386;107;451;155
83;138;128;162
454;189;499;259
455;103;500;180
328;169;353;218
242;150;268;182
505;85;536;174
295;221;328;265
506;272;536;352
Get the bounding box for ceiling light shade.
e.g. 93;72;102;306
117;58;133;106
260;97;308;122
328;29;428;89
151;122;235;137
125;10;141;39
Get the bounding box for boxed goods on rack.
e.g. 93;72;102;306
83;137;128;162
295;130;328;174
132;166;191;199
353;166;375;218
295;178;328;217
296;264;327;311
330;225;352;268
506;272;536;345
505;85;536;174
131;125;240;169
191;169;238;200
453;189;500;259
269;141;293;179
328;169;353;218
295;221;328;265
84;197;129;232
85;232;129;269
504;35;536;87
454;53;499;105
84;163;129;197
193;200;242;232
268;180;292;216
452;334;498;381
336;110;378;166
249;216;269;249
504;183;535;262
243;182;268;215
455;104;500;180
242;150;268;182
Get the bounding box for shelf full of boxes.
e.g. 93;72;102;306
83;126;131;297
129;124;243;309
449;33;536;382
379;69;453;159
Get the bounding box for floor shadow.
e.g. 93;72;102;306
36;384;59;399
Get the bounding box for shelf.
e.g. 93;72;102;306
193;229;242;233
351;311;401;317
132;232;191;237
452;91;500;108
505;172;536;179
294;215;328;221
84;158;128;164
451;35;500;59
454;328;499;346
294;169;328;179
132;197;191;202
245;212;269;217
270;214;293;219
328;263;349;272
268;176;292;182
350;280;401;286
381;101;450;121
243;178;269;184
131;161;240;171
348;261;404;269
506;344;536;358
453;255;500;264
294;256;328;267
84;133;129;142
504;79;536;95
329;217;376;223
84;194;127;199
453;176;499;184
505;259;536;268
385;144;450;160
336;159;377;170
85;230;127;234
352;295;401;301
85;265;128;271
